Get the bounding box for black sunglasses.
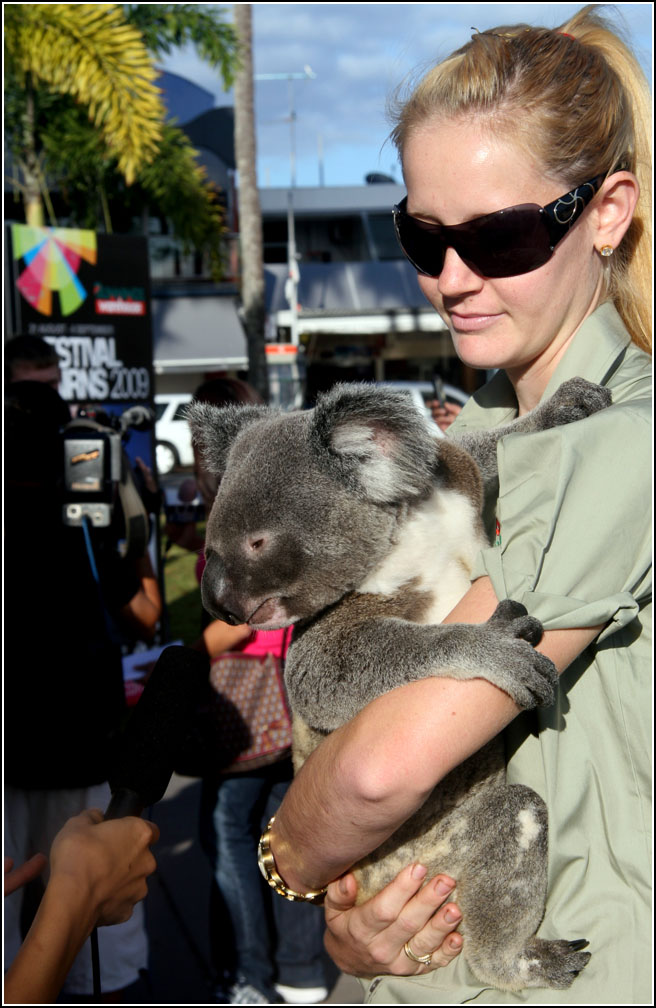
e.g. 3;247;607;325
393;175;604;279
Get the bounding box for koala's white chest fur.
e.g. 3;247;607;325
357;487;486;621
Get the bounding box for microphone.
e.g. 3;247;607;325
105;645;209;820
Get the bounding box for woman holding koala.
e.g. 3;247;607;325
263;6;651;1004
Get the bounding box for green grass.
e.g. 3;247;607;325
160;519;206;646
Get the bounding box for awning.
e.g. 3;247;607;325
264;260;449;338
151;291;247;373
264;261;448;336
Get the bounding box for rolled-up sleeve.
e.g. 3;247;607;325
470;401;652;641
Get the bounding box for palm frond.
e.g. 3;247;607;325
5;3;164;184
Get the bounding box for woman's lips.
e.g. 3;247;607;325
449;312;502;332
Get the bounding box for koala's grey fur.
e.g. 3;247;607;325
188;376;608;991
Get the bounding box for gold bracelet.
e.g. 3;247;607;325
257;815;328;904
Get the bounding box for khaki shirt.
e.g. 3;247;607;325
364;303;652;1004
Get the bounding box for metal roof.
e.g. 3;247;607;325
259;183;405;216
265;260;436;313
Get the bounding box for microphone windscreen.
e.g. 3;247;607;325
107;645;209;810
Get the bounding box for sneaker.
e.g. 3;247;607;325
213;977;271;1005
274;984;329;1005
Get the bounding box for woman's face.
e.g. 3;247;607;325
402;118;603;390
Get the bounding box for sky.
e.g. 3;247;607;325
159;2;653;189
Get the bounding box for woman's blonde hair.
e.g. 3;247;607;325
389;5;652;353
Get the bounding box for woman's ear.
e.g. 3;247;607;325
592;171;640;251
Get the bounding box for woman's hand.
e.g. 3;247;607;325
324;864;463;978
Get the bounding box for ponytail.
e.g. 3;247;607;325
560;6;651;353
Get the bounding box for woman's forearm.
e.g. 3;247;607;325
4;877;97;1004
271;675;520;892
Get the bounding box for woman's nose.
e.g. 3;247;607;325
437;246;485;297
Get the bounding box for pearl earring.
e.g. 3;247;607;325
599;245;614;257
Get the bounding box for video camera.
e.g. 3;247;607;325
62;404;154;558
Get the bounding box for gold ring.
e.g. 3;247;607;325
403;941;433;965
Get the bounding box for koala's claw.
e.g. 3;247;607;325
487;600;543;647
521;937;592;989
566;939;590;952
488;599;528;622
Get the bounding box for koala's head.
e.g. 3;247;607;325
186;383;440;630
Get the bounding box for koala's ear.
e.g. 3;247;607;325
185;401;271;475
310;383;437;504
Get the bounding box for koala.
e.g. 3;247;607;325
188;376;609;992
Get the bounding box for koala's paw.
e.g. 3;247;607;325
519;937;591;990
537;377;612;429
479;601;557;709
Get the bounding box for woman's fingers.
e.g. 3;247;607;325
326;863;429;942
324;865;463;978
325;872;359;912
4;853;48;897
401;874;463;965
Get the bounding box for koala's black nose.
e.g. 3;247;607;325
214;605;244;626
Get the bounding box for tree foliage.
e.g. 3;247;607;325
4;3;164;188
126;3;238;87
4;3;239;274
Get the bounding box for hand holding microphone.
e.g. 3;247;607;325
50;809;160;928
3;810;161;1005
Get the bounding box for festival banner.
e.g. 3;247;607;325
6;223;154;407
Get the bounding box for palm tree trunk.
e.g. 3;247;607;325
233;4;269;402
22;79;45;227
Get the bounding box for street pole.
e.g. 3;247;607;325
255;67;315;347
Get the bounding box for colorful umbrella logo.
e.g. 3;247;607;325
11;224;97;317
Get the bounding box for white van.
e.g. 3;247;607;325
154;394;193;474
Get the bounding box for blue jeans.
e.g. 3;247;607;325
199;758;329;996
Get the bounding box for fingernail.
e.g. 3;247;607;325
435;878;454;899
445;907;461;924
411;863;427;881
339;876;349;895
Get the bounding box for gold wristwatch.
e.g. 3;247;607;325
257;815;327;904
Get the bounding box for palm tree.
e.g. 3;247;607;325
4;3;165;226
233;3;269;401
5;4;240;276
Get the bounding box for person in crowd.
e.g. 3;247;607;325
4;809;159;1005
5;333;62;389
256;6;651;1004
168;377;331;1005
428;399;462;432
6;334;163;552
4;379;162;1000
